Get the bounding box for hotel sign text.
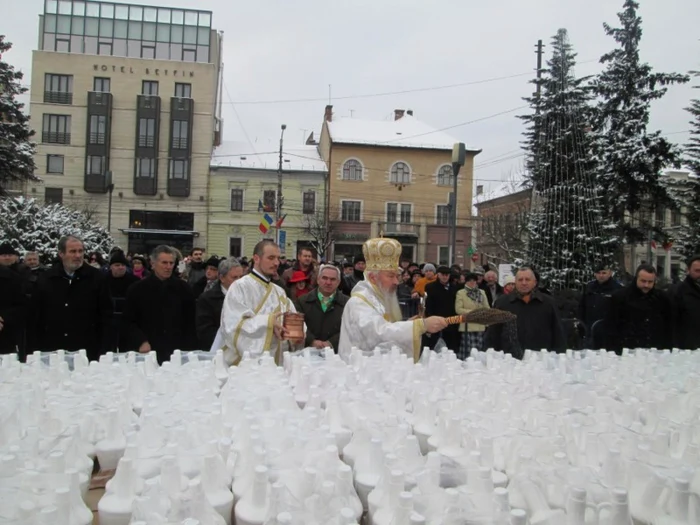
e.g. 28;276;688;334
93;65;194;77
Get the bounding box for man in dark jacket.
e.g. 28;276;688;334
29;235;110;360
192;256;220;299
0;266;26;354
22;251;48;298
673;255;700;350
196;258;244;350
294;264;348;352
579;264;622;348
281;247;318;294
184;247;206;287
341;255;366;295
479;270;504;307
485;267;566;357
103;251;140;352
604;264;673;354
424;266;461;352
123;245;197;363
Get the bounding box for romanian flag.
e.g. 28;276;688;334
259;213;274;234
276;213;287;228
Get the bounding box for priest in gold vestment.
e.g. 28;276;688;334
338;237;448;362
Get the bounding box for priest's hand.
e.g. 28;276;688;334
138;341;151;354
423;316;448;334
272;313;288;341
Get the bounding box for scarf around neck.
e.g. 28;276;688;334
465;285;483;303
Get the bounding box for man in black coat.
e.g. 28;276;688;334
604;264;673;354
578;264;622;348
193;256;220;299
196;258;244;350
29;235;110;361
424;266;461;352
103;251;140;352
485;267;566;358
0;266;26;354
123;245;197;363
672;255;700;350
341;255;366;295
294;264;348;352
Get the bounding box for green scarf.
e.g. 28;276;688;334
318;291;335;312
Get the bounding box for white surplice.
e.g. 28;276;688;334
211;270;296;365
338;280;425;362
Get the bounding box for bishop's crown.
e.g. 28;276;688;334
362;237;403;272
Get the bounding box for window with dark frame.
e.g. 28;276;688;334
86;155;104;175
174;83;192;98
341;201;361;222
44;74;73;104
136;158;156;178
45;187;63;205
230;189;243;211
93;77;111;92
98;42;113;55
88;115;107;145
138;118;156;147
436;205;450;226
171;120;189;149
169;159;189;179
303;191;315;214
141;45;155;59
342;159;363;181
229;238;242;258
672;208;682;227
142;80;159;95
183;48;196;62
47;154;64;174
390;162;411;184
263;190;276;211
56;39;70;52
42;114;71;144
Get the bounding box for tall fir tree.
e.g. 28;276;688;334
519;29;611;290
0;35;36;194
678;70;700;259
592;0;688;265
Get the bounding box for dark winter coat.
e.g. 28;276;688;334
193;275;215;299
604;285;673;354
578;278;623;330
29;263;111;360
103;272;140;351
26;265;48;297
294;288;348;352
195;283;226;351
341;269;364;296
0;267;27;353
123;274;197;363
672;276;700;350
485;291;566;357
424;280;460;351
185;261;207;287
479;281;504;307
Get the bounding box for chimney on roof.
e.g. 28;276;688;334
394;109;405;120
406;109;413;116
305;132;316;145
324;105;333;122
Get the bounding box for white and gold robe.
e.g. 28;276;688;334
211;271;295;365
338;280;425;362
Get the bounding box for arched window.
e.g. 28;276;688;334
437;164;454;186
342;159;363;181
390;162;411;184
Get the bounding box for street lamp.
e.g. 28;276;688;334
106;170;115;233
450;143;466;266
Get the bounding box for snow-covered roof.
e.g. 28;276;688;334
661;166;696;178
211;141;327;172
327;114;480;152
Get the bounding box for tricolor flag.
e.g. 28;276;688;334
259;213;274;234
275;213;287;228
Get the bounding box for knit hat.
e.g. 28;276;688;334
437;265;451;275
504;275;516;285
0;242;18;256
289;270;308;284
353;254;366;265
423;263;436;273
205;256;220;269
109;251;128;266
473;267;485;275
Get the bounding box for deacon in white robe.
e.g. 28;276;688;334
211;240;297;365
338;237;447;362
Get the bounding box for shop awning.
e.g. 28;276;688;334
120;229;199;236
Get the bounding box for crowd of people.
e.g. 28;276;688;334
0;235;698;364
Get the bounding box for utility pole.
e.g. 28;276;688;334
106;170;114;233
535;39;544;102
276;124;286;245
450;143;466;266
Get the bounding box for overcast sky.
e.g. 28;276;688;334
4;0;699;196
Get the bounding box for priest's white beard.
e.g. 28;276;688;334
376;283;403;323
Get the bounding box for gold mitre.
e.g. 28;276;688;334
362;237;402;272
